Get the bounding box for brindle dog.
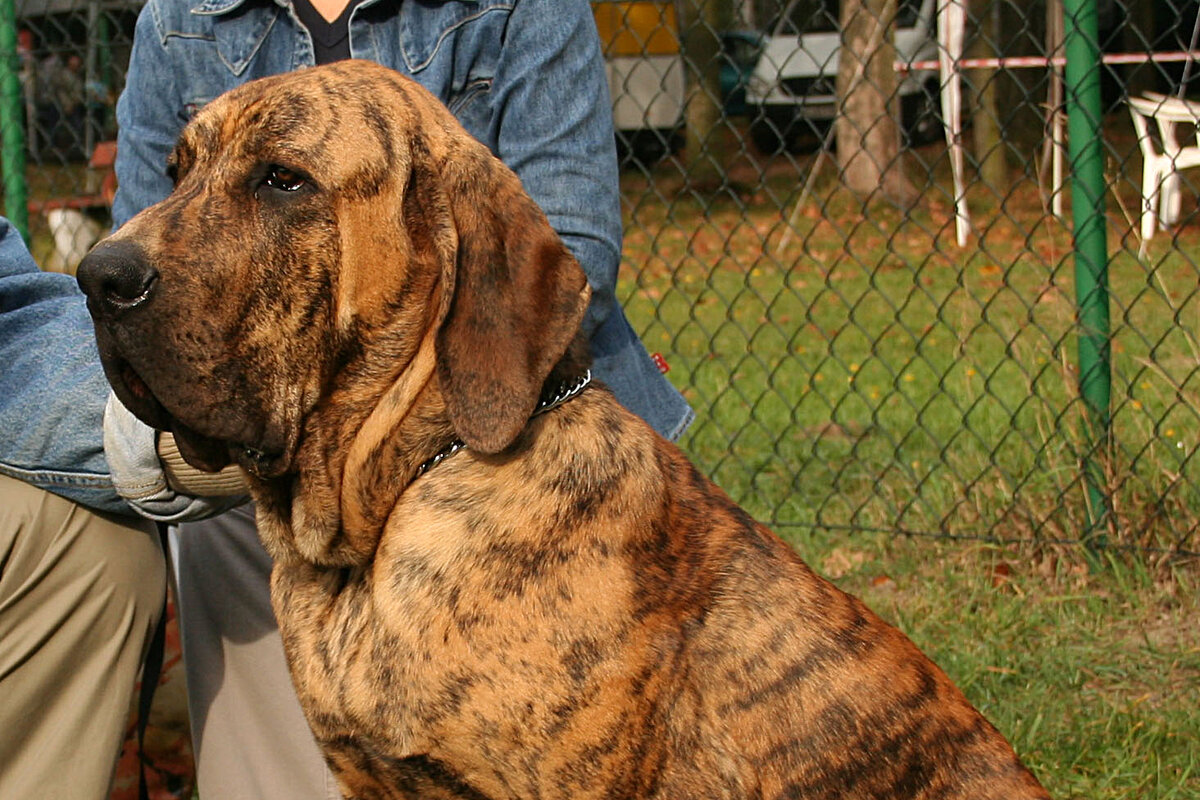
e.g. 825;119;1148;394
78;61;1051;800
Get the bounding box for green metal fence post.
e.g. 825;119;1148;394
1063;0;1111;555
0;0;28;243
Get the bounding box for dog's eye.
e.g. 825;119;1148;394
263;165;307;192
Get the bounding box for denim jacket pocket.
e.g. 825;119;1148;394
398;0;512;74
447;77;493;125
190;0;280;77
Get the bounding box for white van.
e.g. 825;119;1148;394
744;0;941;153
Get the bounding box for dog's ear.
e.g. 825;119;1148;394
433;149;591;454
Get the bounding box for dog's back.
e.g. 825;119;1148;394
553;391;1049;800
654;455;1048;799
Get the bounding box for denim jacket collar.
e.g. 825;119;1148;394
189;0;262;15
188;0;470;14
187;0;474;75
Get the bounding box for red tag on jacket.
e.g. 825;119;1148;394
651;353;670;374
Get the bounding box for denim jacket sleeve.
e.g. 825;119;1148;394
450;0;693;439
0;219;131;515
484;0;624;340
112;0;187;232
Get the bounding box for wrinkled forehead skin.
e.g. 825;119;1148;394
174;62;457;203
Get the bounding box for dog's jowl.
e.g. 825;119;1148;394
78;61;1052;800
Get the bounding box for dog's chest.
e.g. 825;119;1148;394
267;491;674;799
270;561;498;797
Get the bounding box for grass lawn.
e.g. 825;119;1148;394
820;532;1199;800
618;144;1200;555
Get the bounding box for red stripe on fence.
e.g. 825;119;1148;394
903;50;1199;72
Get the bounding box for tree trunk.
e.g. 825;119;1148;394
835;0;915;204
1121;0;1157;97
679;0;734;190
969;0;1006;190
994;0;1046;159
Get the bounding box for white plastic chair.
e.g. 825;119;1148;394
1128;92;1200;254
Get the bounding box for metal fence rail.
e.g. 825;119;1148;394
3;0;1199;557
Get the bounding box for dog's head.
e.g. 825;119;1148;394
78;61;591;481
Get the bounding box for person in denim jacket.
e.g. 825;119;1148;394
0;0;692;797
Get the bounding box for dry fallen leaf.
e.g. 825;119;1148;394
821;547;868;579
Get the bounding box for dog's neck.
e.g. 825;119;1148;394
252;331;594;568
252;328;455;567
413;369;592;479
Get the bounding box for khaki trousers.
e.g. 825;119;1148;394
0;474;165;800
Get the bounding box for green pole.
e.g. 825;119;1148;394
1063;0;1110;555
0;0;28;243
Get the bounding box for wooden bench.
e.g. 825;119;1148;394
27;139;118;216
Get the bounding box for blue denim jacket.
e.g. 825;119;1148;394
0;0;691;519
0;220;134;514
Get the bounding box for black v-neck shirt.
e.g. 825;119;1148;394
293;0;366;64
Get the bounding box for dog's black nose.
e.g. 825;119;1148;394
77;239;159;318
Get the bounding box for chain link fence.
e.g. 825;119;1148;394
3;0;1199;558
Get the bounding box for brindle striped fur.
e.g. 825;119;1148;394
79;61;1051;800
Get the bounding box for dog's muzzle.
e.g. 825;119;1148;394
75;237;175;433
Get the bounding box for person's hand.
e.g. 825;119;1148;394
103;392;248;521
